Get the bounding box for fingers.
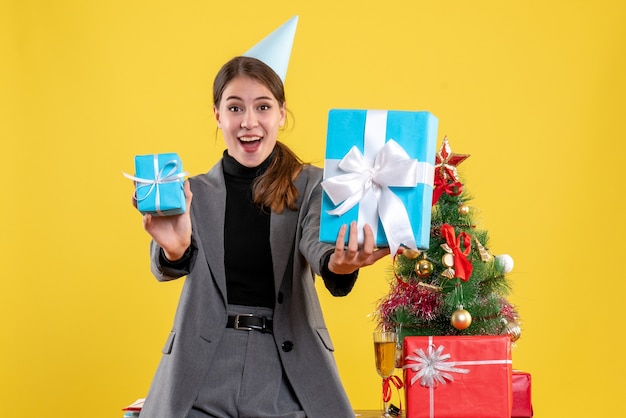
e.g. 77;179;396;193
328;222;390;274
334;224;348;254
345;221;359;256
360;224;376;257
339;222;379;261
142;213;152;231
336;222;373;255
183;180;193;212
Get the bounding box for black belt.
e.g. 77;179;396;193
226;314;273;334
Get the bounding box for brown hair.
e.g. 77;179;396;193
213;56;303;213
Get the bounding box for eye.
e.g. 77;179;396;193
258;104;271;111
228;105;242;112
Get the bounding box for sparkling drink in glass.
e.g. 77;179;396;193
373;331;397;416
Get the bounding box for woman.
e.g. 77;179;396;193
137;56;389;418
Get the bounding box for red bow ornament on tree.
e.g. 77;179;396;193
440;224;473;282
432;137;470;205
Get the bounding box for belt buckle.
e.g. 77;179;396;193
234;313;254;331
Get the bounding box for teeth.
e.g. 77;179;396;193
239;136;261;142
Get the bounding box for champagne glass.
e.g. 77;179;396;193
373;331;397;417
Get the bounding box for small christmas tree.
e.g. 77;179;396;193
376;137;521;343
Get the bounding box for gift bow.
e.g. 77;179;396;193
382;375;404;403
403;344;470;388
432;176;463;206
441;224;473;282
321;139;420;255
124;156;187;214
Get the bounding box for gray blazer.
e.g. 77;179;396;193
139;161;358;418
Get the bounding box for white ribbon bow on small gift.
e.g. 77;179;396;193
124;155;187;215
403;344;470;388
321;139;419;255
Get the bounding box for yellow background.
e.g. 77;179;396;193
2;1;624;417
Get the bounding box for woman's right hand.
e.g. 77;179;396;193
140;181;193;261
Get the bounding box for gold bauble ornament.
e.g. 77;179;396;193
458;204;470;215
415;259;434;277
402;248;421;259
451;307;472;330
505;322;522;342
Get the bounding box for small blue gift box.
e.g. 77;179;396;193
320;109;438;253
129;153;187;216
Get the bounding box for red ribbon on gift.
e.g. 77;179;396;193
441;224;473;282
382;375;404;402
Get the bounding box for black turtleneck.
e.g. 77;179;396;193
222;151;275;308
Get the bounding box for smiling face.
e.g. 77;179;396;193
214;76;286;168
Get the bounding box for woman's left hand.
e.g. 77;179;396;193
327;221;390;275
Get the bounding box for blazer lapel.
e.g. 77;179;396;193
190;166;228;304
270;172;306;294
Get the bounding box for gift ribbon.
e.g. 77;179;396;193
441;223;473;281
382;375;404;403
403;342;470;388
403;336;513;418
124;155;187;215
321;110;434;255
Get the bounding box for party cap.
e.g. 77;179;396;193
243;15;298;82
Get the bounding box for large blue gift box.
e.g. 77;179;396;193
320;109;438;253
131;153;187;216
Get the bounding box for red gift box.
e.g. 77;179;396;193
403;335;512;418
512;371;533;417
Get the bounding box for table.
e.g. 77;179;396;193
124;410;389;417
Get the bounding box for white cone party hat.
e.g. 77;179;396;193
243;15;298;82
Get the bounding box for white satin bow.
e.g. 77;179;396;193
321;139;419;254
